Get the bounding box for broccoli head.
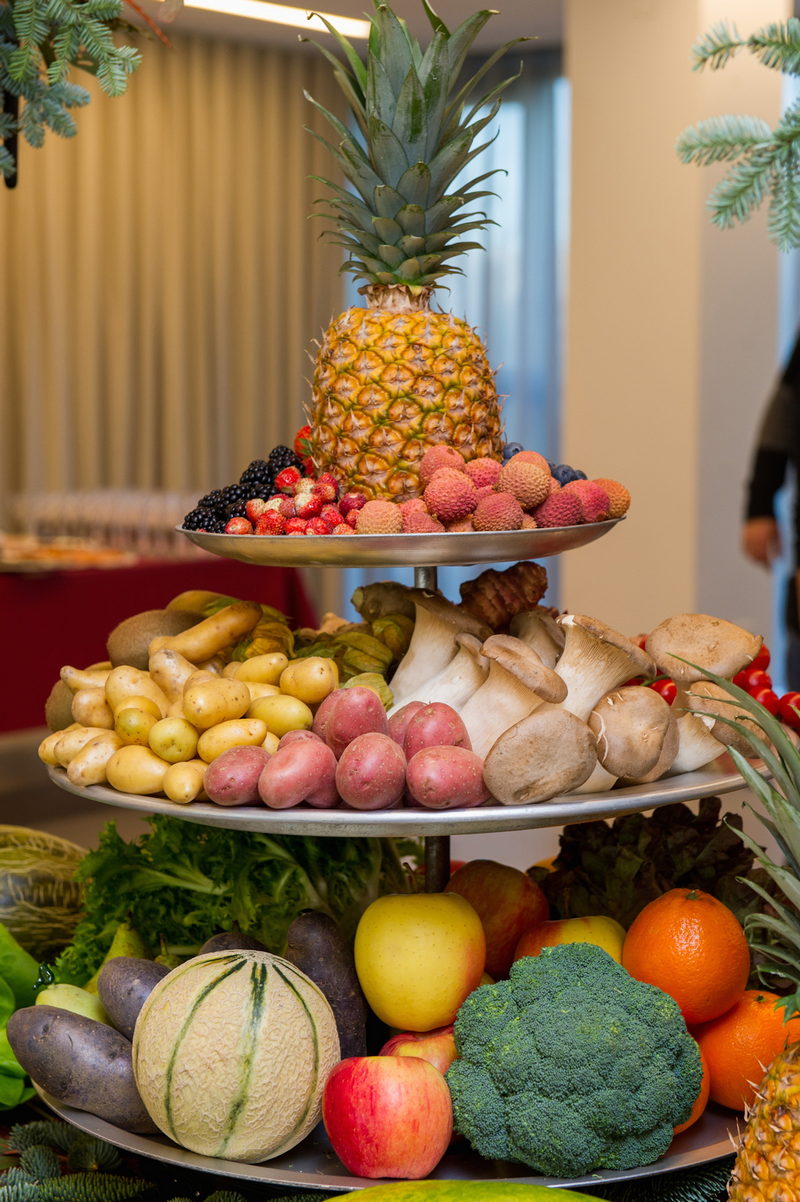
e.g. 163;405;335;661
445;941;703;1177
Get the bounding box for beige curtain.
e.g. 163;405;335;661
0;32;346;502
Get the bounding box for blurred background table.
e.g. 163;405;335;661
0;555;316;733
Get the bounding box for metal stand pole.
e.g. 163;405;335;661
414;563;450;892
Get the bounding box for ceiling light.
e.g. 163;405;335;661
178;0;370;37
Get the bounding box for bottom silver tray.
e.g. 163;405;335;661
40;1092;736;1193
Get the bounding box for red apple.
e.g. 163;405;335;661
379;1024;458;1075
322;1055;453;1179
445;858;550;978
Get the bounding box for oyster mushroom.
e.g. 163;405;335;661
483;707;598;805
644;614;762;685
459;634;568;758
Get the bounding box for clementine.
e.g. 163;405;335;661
693;989;800;1111
621;887;750;1024
673;1044;710;1135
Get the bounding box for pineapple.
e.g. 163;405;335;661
696;674;800;1199
305;1;524;500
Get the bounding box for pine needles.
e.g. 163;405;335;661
676;18;800;250
0;0;141;183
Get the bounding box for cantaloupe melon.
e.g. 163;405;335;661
131;949;340;1162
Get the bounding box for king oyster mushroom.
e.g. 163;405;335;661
483;707;598;805
508;606;566;668
667;710;730;775
459;634;568;758
683;680;763;760
387;593;491;711
547;614;656;722
389;632;488;715
644;613;762;684
588;685;679;784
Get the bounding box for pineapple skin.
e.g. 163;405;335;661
310;302;503;501
729;1040;800;1202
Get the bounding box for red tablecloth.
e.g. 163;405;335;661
0;556;317;732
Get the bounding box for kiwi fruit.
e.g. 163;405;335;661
106;608;199;670
44;679;76;731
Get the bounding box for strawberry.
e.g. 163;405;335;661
339;491;368;516
293;424;312;458
275;466;302;493
345;508;361;529
331;523;353;536
306;516;332;535
302;457;316;476
225;516;253;535
255;511;286;536
294;490;324;519
264;495;296;517
285;516;309;535
245;498;268;522
320;505;344;527
315;473;340;501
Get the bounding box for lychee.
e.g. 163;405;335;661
418;444;467;487
464;457;503;489
446;515;475;533
563;479;611;523
472;491;525;532
531;489;582;528
592;477;631;518
356;499;404;534
423;468;479;523
404;511;445;533
506;449;551;473
498;458;552;510
521;514;538;529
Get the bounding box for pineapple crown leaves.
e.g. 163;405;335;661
676;18;800;250
670;656;800;1018
303;0;530;288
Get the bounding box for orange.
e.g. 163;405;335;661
621;888;750;1024
673;1044;710;1135
693;989;800;1111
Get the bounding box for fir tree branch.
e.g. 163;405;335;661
675;114;772;166
691;20;745;71
748;17;800;76
706;145;779;231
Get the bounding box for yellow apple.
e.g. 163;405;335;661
512;915;626;964
354;892;486;1032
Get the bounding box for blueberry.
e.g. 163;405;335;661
551;463;587;485
502;442;524;460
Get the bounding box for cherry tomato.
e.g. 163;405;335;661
778;692;800;731
750;686;780;716
293;424;312;458
732;667;773;694
648;677;677;705
750;644;772;672
622;676;645;687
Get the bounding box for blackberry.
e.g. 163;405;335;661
268;444;302;471
240;458;271;485
196;488;227;513
223;482;247;505
182;506;219;530
225;501;248;519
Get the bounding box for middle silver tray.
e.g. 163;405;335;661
48;758;751;837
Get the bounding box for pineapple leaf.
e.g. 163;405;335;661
368;115;412;186
376;242;406;268
395;162;431;208
392;66;430;163
395;205;426;236
373;183;407;219
420;0;449;38
303;14;367;96
397;233;425;256
442;37;528;141
372;216;403;243
691;20;744;71
373;3;418;99
441;11;505;98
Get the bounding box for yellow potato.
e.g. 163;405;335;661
182;677;250;731
148;600;263;664
163;758;208;804
70;687;114;729
263;731;281;755
38;725;80;765
235;653;290;685
148;716;199;764
114;707;160;746
247;693;314;738
104;665;169;717
106;745;171;795
148;648;198;704
279;656;340;705
66;731;124;787
196;718;268;762
112;694;162;720
53;726;112;767
222;662;242;679
244;682;282;702
60;664;111;693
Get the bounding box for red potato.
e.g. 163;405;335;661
311;691;340;743
406;745;490;810
335;732;407;810
319;687;389;758
387;700;426;747
403;702;472;760
279;729;324;748
204;745;271;806
258;737;339;809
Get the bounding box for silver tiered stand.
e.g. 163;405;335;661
43;519;743;1191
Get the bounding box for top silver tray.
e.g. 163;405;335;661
179;519;622;568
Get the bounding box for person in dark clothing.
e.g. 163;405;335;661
742;335;800;689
